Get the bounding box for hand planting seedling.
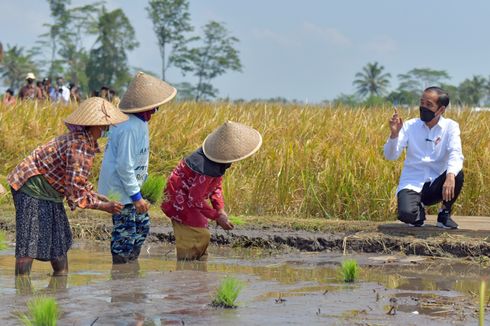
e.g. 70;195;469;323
211;276;243;308
18;296;59;326
340;259;359;283
140;175;166;204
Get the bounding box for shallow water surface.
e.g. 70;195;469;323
0;242;488;325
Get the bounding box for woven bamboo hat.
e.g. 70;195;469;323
203;121;263;163
64;97;128;126
118;72;177;113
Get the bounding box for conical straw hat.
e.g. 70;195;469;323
119;72;177;113
203;121;263;163
64;97;128;126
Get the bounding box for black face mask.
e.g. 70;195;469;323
419;106;436;122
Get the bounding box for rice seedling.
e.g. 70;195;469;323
18;296;60;326
140;175;166;204
0;230;7;250
340;259;360;283
480;279;486;326
228;215;245;226
2;101;490;221
211;276;243;308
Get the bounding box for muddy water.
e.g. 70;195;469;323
0;242;488;325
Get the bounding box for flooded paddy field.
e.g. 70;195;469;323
0;242;488;325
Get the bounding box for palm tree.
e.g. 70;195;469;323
353;62;391;98
0;45;38;90
458;75;487;106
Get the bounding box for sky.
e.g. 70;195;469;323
1;0;489;102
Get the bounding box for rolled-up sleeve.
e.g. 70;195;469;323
447;122;464;175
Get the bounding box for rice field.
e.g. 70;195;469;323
1;100;489;221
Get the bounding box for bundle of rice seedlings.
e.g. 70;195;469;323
340;259;360;283
140;175;166;204
211;277;243;308
19;296;59;326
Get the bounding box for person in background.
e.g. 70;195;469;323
18;73;39;100
43;78;57;101
2;88;17;106
98;72;177;264
109;88;120;107
7;97;128;276
69;83;81;103
99;86;110;101
384;87;464;229
36;81;46;100
161;121;262;261
54;76;70;104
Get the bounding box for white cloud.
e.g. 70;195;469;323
302;22;351;47
251;28;301;48
363;36;398;55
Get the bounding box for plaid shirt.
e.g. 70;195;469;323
8;131;103;210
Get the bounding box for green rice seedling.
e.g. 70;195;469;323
0;231;7;250
480;279;486;326
140;175;166;204
340;259;360;283
228;215;245;226
18;296;60;326
211;276;243;308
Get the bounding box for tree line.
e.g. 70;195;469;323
337;62;490;107
0;0;242;101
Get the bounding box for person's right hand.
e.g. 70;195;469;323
100;201;124;214
217;214;234;230
389;108;403;138
134;198;150;214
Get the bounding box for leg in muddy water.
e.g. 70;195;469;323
50;255;68;276
15;256;33;276
172;220;210;261
128;212;150;262
111;205;137;264
15;275;33;295
47;275;68;291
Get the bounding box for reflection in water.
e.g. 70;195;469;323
15;275;68;295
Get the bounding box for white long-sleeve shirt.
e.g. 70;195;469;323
383;116;464;194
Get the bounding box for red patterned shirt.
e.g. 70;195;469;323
8;131;103;210
161;160;225;228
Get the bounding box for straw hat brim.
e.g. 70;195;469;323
119;87;177;113
64;97;128;126
202;124;263;163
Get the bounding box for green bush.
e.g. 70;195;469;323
211;277;243;308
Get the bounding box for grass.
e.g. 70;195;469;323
211;276;243;308
340;259;360;283
18;296;60;326
2;101;490;221
0;230;7;250
140;175;166;204
228;215;246;226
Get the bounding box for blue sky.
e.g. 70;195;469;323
1;0;489;102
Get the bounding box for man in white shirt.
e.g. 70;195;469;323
54;76;70;104
384;87;464;229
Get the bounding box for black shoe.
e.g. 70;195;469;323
409;205;426;227
436;209;458;229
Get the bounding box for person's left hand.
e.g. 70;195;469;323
442;173;456;202
97;193;110;202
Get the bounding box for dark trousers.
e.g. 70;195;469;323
397;170;464;224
